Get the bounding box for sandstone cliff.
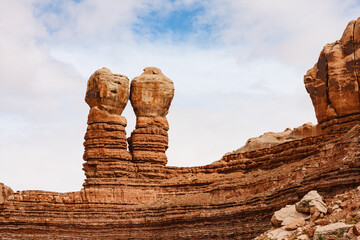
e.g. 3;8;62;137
1;18;360;240
305;18;360;133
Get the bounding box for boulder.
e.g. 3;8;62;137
271;204;308;227
296;190;327;214
313;222;353;238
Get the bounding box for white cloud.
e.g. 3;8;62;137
199;0;360;69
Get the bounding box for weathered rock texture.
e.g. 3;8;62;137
83;67;132;187
1;19;360;240
128;67;174;165
256;187;360;240
305;18;360;133
226;122;321;155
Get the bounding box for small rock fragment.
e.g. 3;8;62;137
285;218;306;231
353;222;360;236
315;219;328;226
297;234;309;240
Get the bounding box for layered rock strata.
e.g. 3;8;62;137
1;125;360;239
305;17;360;133
82;67;132;187
128;67;174;165
1;19;360;240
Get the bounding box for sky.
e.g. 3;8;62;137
1;0;360;192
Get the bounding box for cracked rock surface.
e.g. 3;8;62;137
305;17;360;133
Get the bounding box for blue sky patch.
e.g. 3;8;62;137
132;5;215;44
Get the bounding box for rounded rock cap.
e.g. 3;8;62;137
85;67;129;115
130;67;174;117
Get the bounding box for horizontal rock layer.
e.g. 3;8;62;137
83;107;133;187
1;124;360;239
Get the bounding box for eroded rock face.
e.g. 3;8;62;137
305;17;360;132
128;67;174;165
2;124;360;239
226;122;320;155
83;68;132;187
0;183;13;204
85;67;129;115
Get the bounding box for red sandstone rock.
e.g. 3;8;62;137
128;67;174;165
1;121;360;239
0;183;13;204
227;122;320;154
315;218;329;226
305;17;360;132
285;218;306;231
353;222;360;236
83;68;132;187
85;67;129;115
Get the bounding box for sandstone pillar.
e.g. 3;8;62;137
304;17;360;132
128;67;174;165
82;67;132;187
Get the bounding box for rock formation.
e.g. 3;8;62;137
128;67;174;165
255;188;360;240
82;67;132;187
1;19;360;240
225;122;321;155
305;18;360;133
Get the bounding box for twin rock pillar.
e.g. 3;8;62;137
83;67;174;188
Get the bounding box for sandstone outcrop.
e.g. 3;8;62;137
226;122;320;155
1;19;360;240
305;17;360;133
0;183;13;204
82;67;132;187
128;67;174;165
2;125;360;239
